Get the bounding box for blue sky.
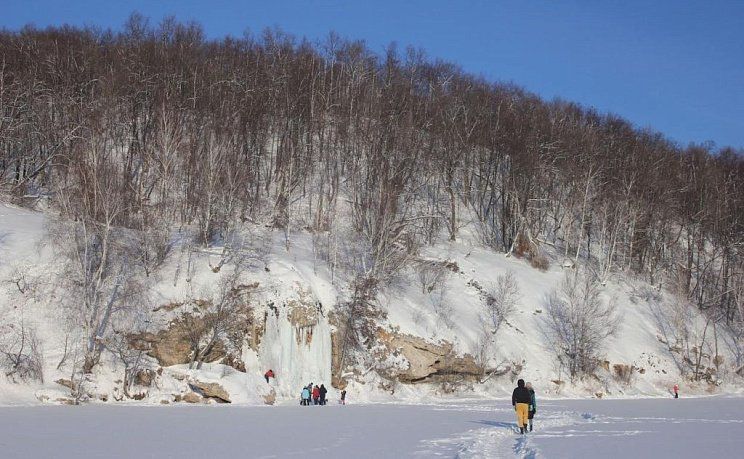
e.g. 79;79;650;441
3;0;743;149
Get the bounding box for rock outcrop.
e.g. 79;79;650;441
264;388;276;405
127;316;226;367
55;378;75;391
134;369;158;387
178;392;202;403
189;380;231;403
376;329;483;383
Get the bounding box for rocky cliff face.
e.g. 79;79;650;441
122;281;485;402
375;329;484;384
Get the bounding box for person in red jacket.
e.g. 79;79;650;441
673;384;679;399
264;369;275;384
312;385;321;405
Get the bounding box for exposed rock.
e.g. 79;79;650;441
127;315;226;366
179;392;202;403
223;354;246;372
511;363;523;376
376;329;483;383
55;378;75;390
264;388;276;405
443;260;460;273
561;258;575;269
599;360;610;371
595;392;604;399
153;301;185;312
134;369;157;386
329;325;348;389
189;380;231;403
483;365;512;379
160;400;170;405
56;398;76;405
287;285;321;330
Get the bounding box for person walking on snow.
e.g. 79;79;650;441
340;389;347;405
312;385;321;405
319;384;328;405
526;382;537;432
264;369;275;384
673;384;679;399
512;379;532;434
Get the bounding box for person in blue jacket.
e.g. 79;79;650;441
526;382;537;432
301;386;311;405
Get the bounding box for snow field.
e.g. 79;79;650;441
0;397;742;458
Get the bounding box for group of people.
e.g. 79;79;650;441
264;369;348;406
301;383;331;405
511;379;537;434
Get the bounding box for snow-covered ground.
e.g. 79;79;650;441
0;396;742;458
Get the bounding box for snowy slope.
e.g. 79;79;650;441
0;203;57;404
0;202;740;405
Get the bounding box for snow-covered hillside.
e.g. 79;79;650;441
0;202;741;406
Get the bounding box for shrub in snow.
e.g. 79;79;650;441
542;270;619;378
485;270;520;335
416;261;449;294
0;322;44;383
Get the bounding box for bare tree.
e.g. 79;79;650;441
542;270;620;377
50;213;147;374
485;270;520;335
179;265;252;370
416;261;449;294
0;318;44;383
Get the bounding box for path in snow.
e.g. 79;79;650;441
443;396;744;458
0;397;742;458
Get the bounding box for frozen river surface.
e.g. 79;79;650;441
1;396;742;458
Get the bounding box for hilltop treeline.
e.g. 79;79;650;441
1;16;742;326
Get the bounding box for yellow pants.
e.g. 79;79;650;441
515;403;529;428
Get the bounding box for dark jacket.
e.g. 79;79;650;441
319;385;327;399
512;382;531;405
529;389;536;411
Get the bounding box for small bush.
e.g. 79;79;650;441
530;254;550;271
417;261;449;294
612;363;634;385
514;234;531;258
485;271;520;335
0;323;44;383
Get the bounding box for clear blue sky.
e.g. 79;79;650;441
3;0;743;149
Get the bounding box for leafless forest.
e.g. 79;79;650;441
1;16;743;376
